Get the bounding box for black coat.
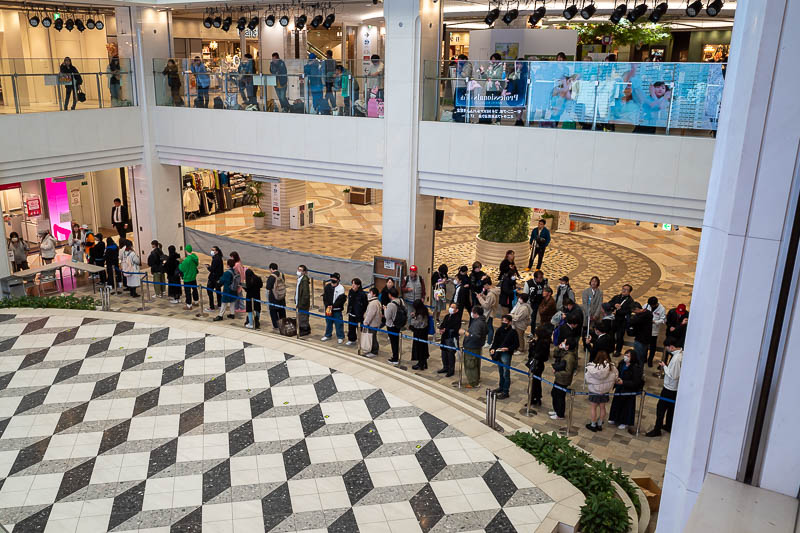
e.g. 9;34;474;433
111;205;130;227
323;283;347;311
439;313;461;340
490;324;520;356
469;270;486;294
147;248;165;273
608;294;634;326
565;305;585;329
628;310;653;344
525;278;548;307
615;360;644;392
164;253;181;281
527;336;551;368
499;275;516;309
60;64;83;85
666;309;689;342
207;253;223;283
104;244;119;267
454;283;472;311
555;323;580;350
89;241;105;264
347;288;368;320
244;270;263;299
498;259;515;280
589;332;615;361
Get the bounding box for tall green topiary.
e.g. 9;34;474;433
478;203;531;243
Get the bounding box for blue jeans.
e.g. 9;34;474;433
486;317;495;345
633;340;648;371
497;351;512;393
325;311;344;339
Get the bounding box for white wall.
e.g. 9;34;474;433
468;28;578;59
418;121;712;226
92;168;123;229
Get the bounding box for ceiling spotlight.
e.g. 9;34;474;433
580;2;596;19
562;4;578;19
86;18;95;30
528;5;546;25
295;14;307;29
204;15;213;28
626;2;648;21
95;17;104;30
42;14;52;27
706;0;723;16
609;3;627;23
310;14;323;28
685;0;702;16
221;15;232;31
502;8;518;24
75;18;85;32
484;7;500;25
265;14;275;26
323;13;335;29
29;13;40;27
213;15;222;28
279;14;289;26
649;2;667;21
65;17;74;31
248;15;259;30
54;17;63;30
237;16;247;30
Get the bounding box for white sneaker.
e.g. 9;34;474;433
204;308;214;313
337;339;343;344
184;304;192;310
321;336;330;341
549;414;565;420
170;299;180;304
245;323;254;329
484;343;491;348
548;411;557;416
618;424;627;430
607;420;617;426
345;341;355;346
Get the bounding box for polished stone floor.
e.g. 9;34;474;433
0;313;555;533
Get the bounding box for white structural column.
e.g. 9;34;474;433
126;7;185;256
658;0;800;530
381;0;441;277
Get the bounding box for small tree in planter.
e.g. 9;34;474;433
541;210;558;231
343;188;351;203
248;181;267;229
476;203;532;270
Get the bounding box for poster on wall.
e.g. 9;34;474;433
494;43;519;60
271;182;281;227
452;59;529;123
26;197;42;217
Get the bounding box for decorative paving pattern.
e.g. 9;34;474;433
0;313;553;533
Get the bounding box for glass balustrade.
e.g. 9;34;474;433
153;58;384;118
0;57;135;115
423;59;725;136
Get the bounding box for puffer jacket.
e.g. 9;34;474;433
362;296;383;329
585;362;619;395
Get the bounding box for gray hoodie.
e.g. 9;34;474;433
463;315;488;350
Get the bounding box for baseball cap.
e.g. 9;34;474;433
185;244;192;253
409;265;418;272
559;276;569;282
330;272;340;282
309;53;316;59
676;303;687;314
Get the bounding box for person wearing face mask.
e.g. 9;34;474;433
266;263;287;331
476;278;500;346
608;349;643;431
409;299;431;370
498;269;518;316
322;272;347;344
214;259;238;321
525;270;548;333
179;245;200;310
645;296;666;368
646;337;683;437
609;284;635;355
104;237;119;292
489;315;519;400
164;246;183;303
555;276;575;311
384;288;406;364
362;287;383;356
438;303;462;377
537;287;557;336
69;224;84;264
431;264;453;326
468;262;486;307
461;306;488;388
584;351;618;432
498;250;516;280
526;326;551;407
296;265;311;337
204;246;223;311
147;240;166;298
452;273;472;324
549;328;578;420
8;232;29;272
120;241;141;298
346;278;368;345
510;292;532;352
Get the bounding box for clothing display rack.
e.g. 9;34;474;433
181;169;252;218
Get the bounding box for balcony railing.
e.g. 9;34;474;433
153;58;384;118
423;60;725;136
0;58;135;115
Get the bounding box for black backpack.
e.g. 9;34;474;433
392;300;408;330
213;96;224;109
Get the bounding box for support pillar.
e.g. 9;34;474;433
262;178;307;229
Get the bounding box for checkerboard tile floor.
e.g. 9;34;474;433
0;313;552;533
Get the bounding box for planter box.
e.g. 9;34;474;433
475;235;530;272
253;216;266;230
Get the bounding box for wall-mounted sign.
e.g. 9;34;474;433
26;197;42;217
662;224;672;231
70;190;81;206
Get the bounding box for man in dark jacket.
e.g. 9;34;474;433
666;303;689;356
608;284;635;355
296;265;311;336
346;278;368;346
525;270;548;333
527;219;551;271
550;329;578;420
453;273;472;324
111;198;130;240
586;321;614;363
461;306;488;388
266;263;287;330
628;302;653;371
205;246;223;311
563;299;584;331
468;262;487;306
322;272;347;343
538;287;557;334
489;315;520;399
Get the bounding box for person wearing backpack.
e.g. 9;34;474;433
461;306;488;387
384;288;406;364
322;272;347;344
346;278;368;345
266;263;287;330
164;245;182;303
244;268;263;329
179;245;199;310
213;258;238;321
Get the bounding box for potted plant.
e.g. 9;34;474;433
248;181;267;229
343;188;351;203
475;202;531;270
541;210;558;231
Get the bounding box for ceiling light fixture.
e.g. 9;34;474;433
685;0;702;16
265;14;275;27
528;5;546;25
502;7;518;24
706;0;723;16
95;16;104;30
75;18;85;32
279;14;289;26
580;2;596;19
221;15;232;31
237;15;247;31
65;17;74;31
54;17;63;30
86;17;95;29
563;3;578;20
626;1;648;21
204;12;213;28
310;14;323;28
29;12;40;27
484;6;500;26
295;13;307;30
323;12;335;29
213;13;222;28
648;1;667;21
609;2;627;23
42;13;52;27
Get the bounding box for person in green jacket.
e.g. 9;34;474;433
335;64;359;116
296;264;311;336
179;244;199;310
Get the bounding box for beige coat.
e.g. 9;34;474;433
363;296;383;329
477;287;500;318
511;301;532;331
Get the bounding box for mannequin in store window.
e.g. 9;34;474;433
111;198;130;241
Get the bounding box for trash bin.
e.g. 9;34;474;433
632;476;662;513
0;275;26;299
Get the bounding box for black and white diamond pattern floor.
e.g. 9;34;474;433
0;313;555;533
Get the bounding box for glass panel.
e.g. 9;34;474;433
423;59;725;136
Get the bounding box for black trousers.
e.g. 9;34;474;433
184;283;199;305
269;299;287;328
388;326;400;361
113;223;127;241
348;316;360;342
206;280;221;309
528;246;546;270
647;335;659;365
614;323;626;354
440;336;457;373
411;328;430;365
529;360;544;402
654;387;677;432
609;392;637;426
551;387;567;418
64;85;77;109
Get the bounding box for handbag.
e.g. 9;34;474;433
325;305;333;317
62;244;72;255
77;89;86;102
360;328;374;353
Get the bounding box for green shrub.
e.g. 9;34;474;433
0;294;98;310
478;203;531;243
509;431;633;533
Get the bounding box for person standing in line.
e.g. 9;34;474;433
270;53;290;112
229;252;247;312
581;276;603;348
527;219;551;271
537;287;558;336
401;265;426;307
89;234;106;285
238;53;257;107
69;224;84;265
476;278;499;346
147;240;166;298
266;263;287;331
296;265;312;336
555;276;576;310
647;337;683;437
164;245;182;303
562;299;585;335
525;270;548;333
111;198;130;241
584;351;618;432
335;64;358;115
489;314;520;400
346;278;368;346
120;241;140;297
213;258;238;321
322;272;346;343
190;56;210;108
645;296;667;367
362;287;383;357
468;262;486;307
549;331;578;420
628;302;654;371
526;326;551;407
438;302;461;377
179;244;199;310
586;321;615;364
510;292;532;353
384;288;405;365
452;272;472;325
8;232;28;272
39;230;57;265
104;237;119;292
244;268;263;329
304;54;325;114
204;246;223;311
82;226;95;263
608;349;643;430
379;277;396;307
60;57;82;110
409;299;431;370
608;284;635;355
365;54;384;107
498;250;516;280
107;56;123;107
498;270;517;316
665;303;689;354
461;306;488;388
431;264;452;326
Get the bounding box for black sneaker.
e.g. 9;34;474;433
227;314;235;319
213;316;223;322
645;429;661;437
496;392;509;399
436;368;447;374
585;423;598;432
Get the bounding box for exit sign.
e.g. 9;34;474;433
662;224;672;231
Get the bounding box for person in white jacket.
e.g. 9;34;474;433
584;351;619;432
645;296;667;367
39;230;58;264
647;337;683;437
120;242;141;298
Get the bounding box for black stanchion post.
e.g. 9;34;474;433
196;285;207;318
636;392;647;437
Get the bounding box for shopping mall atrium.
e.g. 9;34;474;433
0;0;796;531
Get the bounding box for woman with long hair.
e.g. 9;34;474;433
409;299;430;370
584;351;618;432
60;57;83;110
230;251;246;312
